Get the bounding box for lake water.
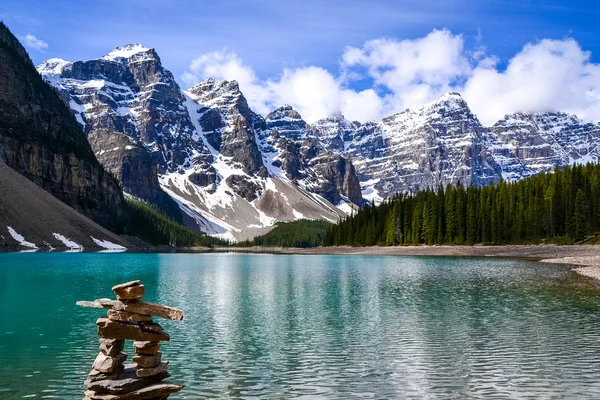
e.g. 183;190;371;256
1;253;600;399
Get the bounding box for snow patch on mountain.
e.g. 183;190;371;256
102;44;151;61
7;226;37;249
90;236;127;251
52;233;84;251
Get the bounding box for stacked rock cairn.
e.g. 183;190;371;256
76;280;184;400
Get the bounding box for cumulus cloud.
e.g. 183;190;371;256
463;38;600;124
18;34;48;51
182;51;382;122
342;29;469;91
182;30;600;125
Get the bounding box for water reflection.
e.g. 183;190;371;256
0;253;599;398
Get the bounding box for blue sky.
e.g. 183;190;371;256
2;0;596;79
2;0;599;123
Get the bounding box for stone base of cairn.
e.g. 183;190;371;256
77;281;184;400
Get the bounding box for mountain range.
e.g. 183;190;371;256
36;43;600;241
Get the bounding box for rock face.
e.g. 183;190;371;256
87;130;167;205
0;23;124;230
491;112;600;174
262;105;365;206
187;79;266;177
303;94;504;201
298;94;600;201
305;152;363;206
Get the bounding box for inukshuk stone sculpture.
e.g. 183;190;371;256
76;280;184;399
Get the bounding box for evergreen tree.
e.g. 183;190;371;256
323;163;600;247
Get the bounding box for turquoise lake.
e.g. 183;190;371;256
1;253;600;399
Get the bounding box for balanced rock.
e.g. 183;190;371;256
97;318;170;342
133;341;160;355
79;280;183;399
113;301;183;321
112;281;141;291
108;310;153;323
85;364;169;395
139;323;164;334
77;298;117;309
113;284;145;301
93;352;127;373
87;365;125;383
136;362;169;378
84;382;183;400
133;353;162;368
100;338;125;357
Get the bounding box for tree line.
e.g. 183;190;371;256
125;198;225;247
237;219;331;248
324;163;600;246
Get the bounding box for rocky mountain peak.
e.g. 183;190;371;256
265;105;307;140
266;104;303;121
101;43;153;61
318;114;347;124
382;92;476;136
36;58;71;76
187;78;245;108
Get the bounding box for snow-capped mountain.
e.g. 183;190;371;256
302;93;505;201
492;112;600;174
37;44;600;240
38;45;355;241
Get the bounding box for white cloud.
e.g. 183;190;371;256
182;30;600;125
342;29;470;90
463;38;600;124
182;51;381;123
18;34;48;51
267;66;341;122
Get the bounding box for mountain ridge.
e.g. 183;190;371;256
37;42;600;240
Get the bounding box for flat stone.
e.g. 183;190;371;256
92;352;127;373
99;338;125;357
87;365;125;383
77;298;117;309
113;301;183;321
114;284;145;301
108;310;153;323
133;341;160;355
133;352;162;368
135;362;169;378
97;318;170;342
85;364;169;395
84;382;183;400
139;323;164;334
112;280;141;291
